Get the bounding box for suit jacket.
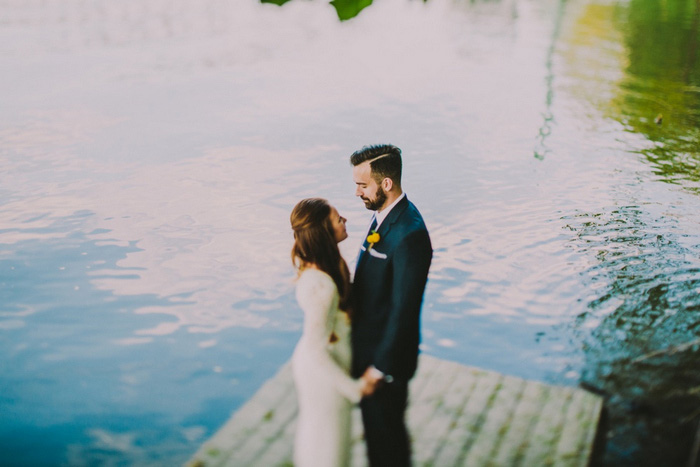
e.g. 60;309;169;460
351;196;432;382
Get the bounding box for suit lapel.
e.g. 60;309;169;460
376;196;409;239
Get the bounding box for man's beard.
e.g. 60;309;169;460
363;186;387;211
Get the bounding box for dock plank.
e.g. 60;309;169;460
491;379;548;466
519;386;573;466
407;358;460;437
188;355;602;467
412;363;479;466
553;389;603;465
225;387;297;466
460;374;527;466
430;369;504;465
248;415;296;467
189;363;294;466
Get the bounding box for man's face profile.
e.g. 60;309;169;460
353;161;387;211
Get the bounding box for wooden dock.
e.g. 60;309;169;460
187;355;603;467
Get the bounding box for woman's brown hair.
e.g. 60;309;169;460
290;198;351;313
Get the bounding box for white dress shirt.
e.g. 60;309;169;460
372;192;406;230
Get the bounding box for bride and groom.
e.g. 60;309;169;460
290;144;433;467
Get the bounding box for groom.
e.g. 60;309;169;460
350;144;432;466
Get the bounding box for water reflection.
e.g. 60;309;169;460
562;0;700;190
0;211;297;465
2;145;323;334
1;212;179;463
618;0;700;192
564;202;700;465
557;1;700;463
2;0;700;465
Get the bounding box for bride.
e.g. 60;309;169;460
289;198;375;467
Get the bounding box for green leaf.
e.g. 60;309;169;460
260;0;293;6
330;0;373;21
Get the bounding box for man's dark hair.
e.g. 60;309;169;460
349;144;402;188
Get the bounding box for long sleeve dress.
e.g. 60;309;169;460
291;268;363;467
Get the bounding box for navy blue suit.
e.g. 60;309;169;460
351;196;432;466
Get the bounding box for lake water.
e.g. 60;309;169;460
2;0;699;465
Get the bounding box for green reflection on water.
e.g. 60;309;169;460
614;0;700;190
569;2;700;464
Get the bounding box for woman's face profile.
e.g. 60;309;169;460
329;206;348;243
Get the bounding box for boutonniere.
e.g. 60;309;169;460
366;230;380;251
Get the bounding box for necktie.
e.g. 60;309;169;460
365;216;378;246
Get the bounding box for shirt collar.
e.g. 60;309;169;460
374;192;406;229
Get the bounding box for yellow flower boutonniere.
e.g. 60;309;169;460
366;230;380;251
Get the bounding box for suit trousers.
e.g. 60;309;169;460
360;381;410;467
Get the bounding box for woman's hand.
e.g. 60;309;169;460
360;369;383;397
360;378;375;397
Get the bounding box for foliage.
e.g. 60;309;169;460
330;0;373;21
261;0;293;6
261;0;374;21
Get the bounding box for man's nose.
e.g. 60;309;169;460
355;187;362;197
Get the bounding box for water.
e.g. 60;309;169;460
1;0;699;465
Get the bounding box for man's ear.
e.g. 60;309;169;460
382;178;393;191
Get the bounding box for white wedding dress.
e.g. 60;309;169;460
292;268;362;467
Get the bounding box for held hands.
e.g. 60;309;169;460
359;367;384;397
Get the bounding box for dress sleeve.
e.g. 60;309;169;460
297;272;363;403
